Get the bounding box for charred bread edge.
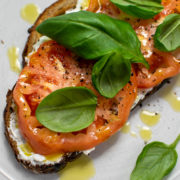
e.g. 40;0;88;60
4;0;169;174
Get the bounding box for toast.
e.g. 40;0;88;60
4;0;169;174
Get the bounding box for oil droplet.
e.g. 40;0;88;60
121;122;130;133
45;153;63;162
19;143;33;156
130;131;137;138
139;127;152;142
140;110;160;126
7;47;21;73
59;154;95;180
163;92;180;112
21;3;40;24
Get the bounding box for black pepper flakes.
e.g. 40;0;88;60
128;81;132;85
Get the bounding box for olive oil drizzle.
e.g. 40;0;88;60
140;110;160;126
21;3;40;24
121;122;131;133
163;92;180;112
59;154;95;180
139;127;152;142
7;46;21;73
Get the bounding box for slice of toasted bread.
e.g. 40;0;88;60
4;0;169;174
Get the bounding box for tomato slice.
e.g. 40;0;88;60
136;50;180;88
87;0;180;89
13;41;137;155
135;0;180;89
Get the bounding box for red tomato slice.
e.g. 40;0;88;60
13;41;137;154
135;0;180;88
136;51;180;88
87;0;180;89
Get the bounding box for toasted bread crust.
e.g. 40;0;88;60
4;0;169;174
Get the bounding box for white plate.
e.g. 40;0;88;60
0;0;180;180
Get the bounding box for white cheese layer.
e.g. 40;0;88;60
132;88;153;109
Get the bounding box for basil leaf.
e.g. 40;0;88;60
36;87;97;133
110;0;164;19
92;52;131;98
131;134;180;180
154;14;180;52
36;11;148;67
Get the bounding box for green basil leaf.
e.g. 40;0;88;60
36;87;97;133
154;14;180;52
36;11;148;67
92;52;131;98
130;134;180;180
110;0;164;19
